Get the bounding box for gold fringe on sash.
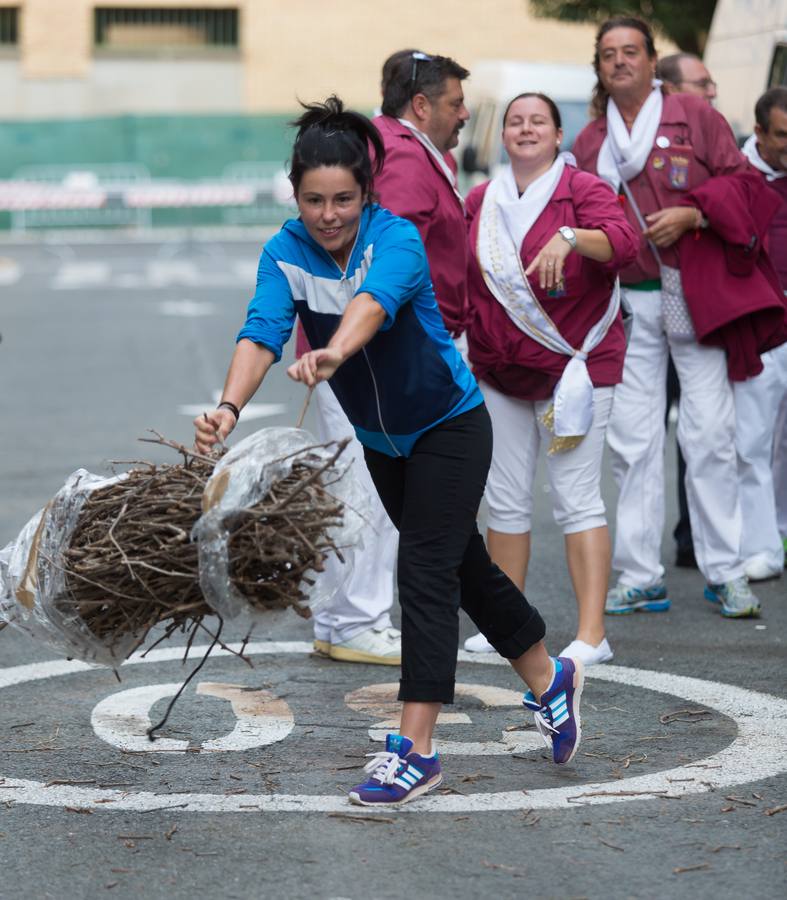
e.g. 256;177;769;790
539;404;586;455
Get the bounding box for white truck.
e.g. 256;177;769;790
456;60;596;183
704;0;787;137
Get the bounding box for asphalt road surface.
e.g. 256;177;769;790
0;232;785;900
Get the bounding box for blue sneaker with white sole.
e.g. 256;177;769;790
704;577;761;618
523;656;584;765
605;581;670;615
348;734;443;807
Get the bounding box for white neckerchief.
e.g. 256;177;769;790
397;118;464;207
476;159;621;438
597;82;663;190
742;133;786;181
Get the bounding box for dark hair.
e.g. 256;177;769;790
503;92;562;130
381;48;422;94
288;95;385;201
591;17;657;119
381;52;470;118
756;86;787;131
656;52;698;87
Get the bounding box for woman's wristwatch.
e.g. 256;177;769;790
558;225;577;249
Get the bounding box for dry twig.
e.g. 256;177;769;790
56;434;350;660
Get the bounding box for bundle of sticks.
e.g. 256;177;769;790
58;433;350;659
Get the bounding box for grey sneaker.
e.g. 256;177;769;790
704;577;762;618
605;582;670;615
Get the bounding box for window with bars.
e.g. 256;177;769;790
0;7;18;46
94;7;238;51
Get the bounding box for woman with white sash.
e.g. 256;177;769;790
463;93;638;666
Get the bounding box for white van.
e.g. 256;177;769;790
457;60;596;183
704;0;787;137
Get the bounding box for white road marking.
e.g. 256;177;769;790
197;682;294;752
1;642;786;813
147;261;200;287
233;260;258;284
158;299;218;317
91;683;190;752
49;259;256;291
90;680;295;753
346;681;543;755
178;389;285;422
0;257;21;285
51;262;111;289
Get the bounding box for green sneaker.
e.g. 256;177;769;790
605;582;670;615
704;577;761;618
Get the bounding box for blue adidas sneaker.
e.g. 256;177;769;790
523;657;584;764
348;734;443;807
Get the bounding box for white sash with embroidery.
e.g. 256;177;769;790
477;160;620;438
742;134;786;182
597;83;663;191
397;118;464;208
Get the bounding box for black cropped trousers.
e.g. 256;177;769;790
363;402;546;704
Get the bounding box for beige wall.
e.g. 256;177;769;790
13;1;674;115
243;0;606;111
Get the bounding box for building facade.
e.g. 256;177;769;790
1;0;608;117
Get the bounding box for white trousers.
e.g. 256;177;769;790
774;390;787;538
310;382;398;643
608;288;745;587
481;381;614;535
734;342;787;568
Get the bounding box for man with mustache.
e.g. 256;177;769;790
372;52;471;351
572;16;765;619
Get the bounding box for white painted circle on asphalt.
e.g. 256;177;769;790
91;681;295;753
1;641;786;813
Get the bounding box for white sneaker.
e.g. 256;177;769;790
744;553;783;582
559;637;614;667
463;632;496;653
312;638;331;657
329;626;401;665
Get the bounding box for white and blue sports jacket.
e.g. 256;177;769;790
237;204;482;457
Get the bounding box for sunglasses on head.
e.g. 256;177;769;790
410;51;435;89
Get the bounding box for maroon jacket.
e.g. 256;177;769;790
573;92;746;283
761;173;787;290
466;166;638;401
372;115;469;336
677;170;787;380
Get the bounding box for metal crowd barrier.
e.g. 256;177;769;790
0;162;294;232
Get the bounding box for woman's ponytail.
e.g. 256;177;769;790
289;96;385;200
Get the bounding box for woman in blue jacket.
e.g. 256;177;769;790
194;96;584;807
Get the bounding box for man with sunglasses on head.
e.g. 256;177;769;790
373;51;471;349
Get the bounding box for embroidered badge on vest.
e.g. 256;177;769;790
668;155;690;189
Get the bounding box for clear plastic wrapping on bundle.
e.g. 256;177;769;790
0;427;370;667
0;469;137;667
193;427;369;622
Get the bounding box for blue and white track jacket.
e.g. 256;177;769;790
237;204;482;457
